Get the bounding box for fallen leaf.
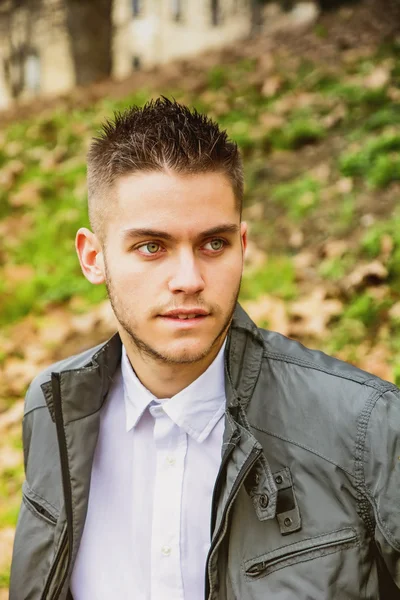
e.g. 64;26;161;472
322;239;349;259
243;294;289;335
9;181;42;208
0;526;15;573
261;75;283;98
336;177;353;194
388;302;400;321
364;66;390;90
289;287;343;338
0;401;24;432
343;261;388;292
244;240;267;271
0;160;24;189
380;234;393;261
3;264;35;285
358;345;393;382
288;229;304;249
259;113;285;132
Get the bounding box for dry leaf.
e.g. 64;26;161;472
289;229;304;249
261;75;283;98
244;240;267;271
0;527;15;573
0;401;24;432
3;264;35;284
0;159;24;189
336;177;353;194
343;260;388;292
380;234;393;261
322;239;349;259
2;358;39;395
243;294;289;335
364;66;390;90
289;287;343;338
358;345;393;382
388;302;400;321
9;181;42;208
259;113;285;132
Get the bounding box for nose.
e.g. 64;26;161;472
168;252;205;295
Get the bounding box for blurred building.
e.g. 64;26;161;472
0;0;252;109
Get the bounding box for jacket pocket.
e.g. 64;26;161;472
244;527;358;579
22;480;58;526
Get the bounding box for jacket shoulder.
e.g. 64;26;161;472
24;338;111;416
259;327;395;393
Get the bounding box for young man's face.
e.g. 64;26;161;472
87;170;247;365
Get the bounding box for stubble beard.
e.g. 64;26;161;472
104;262;241;366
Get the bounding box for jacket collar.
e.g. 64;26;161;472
225;304;265;411
41;303;265;423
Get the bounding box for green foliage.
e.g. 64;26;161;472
268;116;326;150
363;106;400;131
322;82;388;107
0;570;10;588
207;66;228;90
339;132;400;187
343;293;382;328
240;257;297;301
271;176;320;221
318;254;355;281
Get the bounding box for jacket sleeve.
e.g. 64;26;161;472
364;388;400;589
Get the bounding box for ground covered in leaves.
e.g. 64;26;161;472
1;0;400;589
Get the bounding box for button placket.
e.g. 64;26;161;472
150;409;186;597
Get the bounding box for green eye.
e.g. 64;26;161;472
209;239;224;251
141;242;160;254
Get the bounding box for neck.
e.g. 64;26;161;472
121;337;227;399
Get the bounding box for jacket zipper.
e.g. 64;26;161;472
205;446;261;600
41;373;74;600
245;528;358;577
23;495;57;525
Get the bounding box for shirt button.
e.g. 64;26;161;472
166;456;176;466
161;545;171;556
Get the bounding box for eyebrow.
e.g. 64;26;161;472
122;223;240;243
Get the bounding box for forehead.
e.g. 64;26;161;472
111;170;238;235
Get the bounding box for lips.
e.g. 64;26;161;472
160;309;209;319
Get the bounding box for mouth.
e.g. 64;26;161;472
158;309;209;327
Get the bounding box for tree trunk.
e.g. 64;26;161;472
64;0;113;86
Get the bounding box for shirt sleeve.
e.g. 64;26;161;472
364;387;400;589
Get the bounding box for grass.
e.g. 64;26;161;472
240;257;297;301
271;176;321;221
339;132;400;187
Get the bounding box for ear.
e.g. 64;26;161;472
75;227;105;284
240;221;248;256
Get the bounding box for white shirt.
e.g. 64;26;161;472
70;340;227;600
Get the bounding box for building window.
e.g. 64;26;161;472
132;55;141;70
132;0;142;17
25;51;41;93
211;0;220;26
171;0;182;22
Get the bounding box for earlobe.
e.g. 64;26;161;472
75;228;105;285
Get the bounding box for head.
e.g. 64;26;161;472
76;97;247;367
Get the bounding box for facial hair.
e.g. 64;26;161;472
103;258;241;366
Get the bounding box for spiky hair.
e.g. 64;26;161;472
87;97;243;239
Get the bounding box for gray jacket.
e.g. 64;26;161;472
10;305;400;599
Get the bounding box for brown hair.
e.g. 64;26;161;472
87;96;243;240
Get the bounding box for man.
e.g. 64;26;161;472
10;97;400;599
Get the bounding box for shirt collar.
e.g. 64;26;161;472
122;340;227;443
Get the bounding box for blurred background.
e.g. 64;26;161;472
1;0;400;593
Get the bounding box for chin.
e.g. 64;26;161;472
161;339;213;363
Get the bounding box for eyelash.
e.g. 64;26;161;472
134;238;228;257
